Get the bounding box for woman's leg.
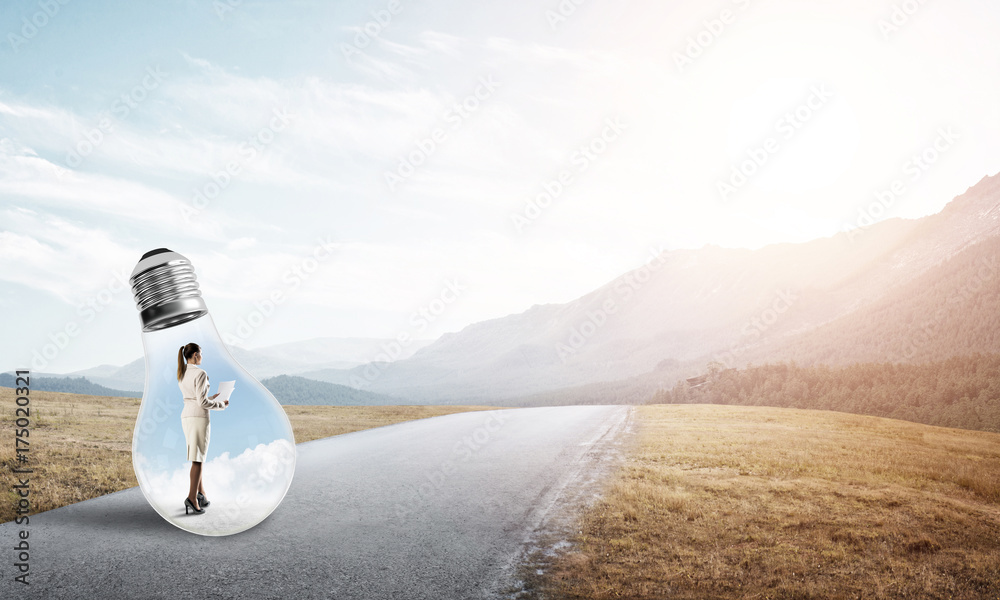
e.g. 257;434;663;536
199;421;209;498
188;461;202;509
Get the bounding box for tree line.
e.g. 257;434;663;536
649;354;1000;433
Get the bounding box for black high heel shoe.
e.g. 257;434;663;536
197;492;210;508
184;497;205;515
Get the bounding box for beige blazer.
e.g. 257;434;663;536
178;365;227;418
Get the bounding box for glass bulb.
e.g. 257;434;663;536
128;248;296;536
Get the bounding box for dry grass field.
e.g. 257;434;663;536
537;404;1000;600
0;386;495;523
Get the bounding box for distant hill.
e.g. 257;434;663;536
0;373;142;398
740;235;1000;366
260;375;408;406
511;231;1000;408
59;337;435;393
302;173;1000;403
0;372;410;407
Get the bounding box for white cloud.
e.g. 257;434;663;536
135;438;296;536
417;30;465;57
0;101;63;121
483;36;599;69
226;237;257;251
0;138;203;231
0;208;137;302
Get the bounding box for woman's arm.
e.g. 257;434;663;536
196;371;228;410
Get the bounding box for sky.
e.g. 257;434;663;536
1;0;999;372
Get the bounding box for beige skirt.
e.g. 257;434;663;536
181;417;211;462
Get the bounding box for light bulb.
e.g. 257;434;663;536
128;248;296;536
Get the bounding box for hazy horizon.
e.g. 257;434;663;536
8;178;993;378
3;0;1000;371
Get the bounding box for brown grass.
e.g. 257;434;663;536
0;386;495;523
540;404;1000;600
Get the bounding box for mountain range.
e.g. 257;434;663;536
299;173;1000;403
25;172;1000;406
0;372;402;406
57;337;434;392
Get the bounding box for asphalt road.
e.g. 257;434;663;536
1;405;632;600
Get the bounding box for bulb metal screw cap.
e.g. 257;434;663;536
129;248;209;332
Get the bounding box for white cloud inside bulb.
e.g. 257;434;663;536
135;439;296;535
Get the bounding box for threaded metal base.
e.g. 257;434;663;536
129;249;208;331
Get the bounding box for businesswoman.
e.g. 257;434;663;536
177;342;228;515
